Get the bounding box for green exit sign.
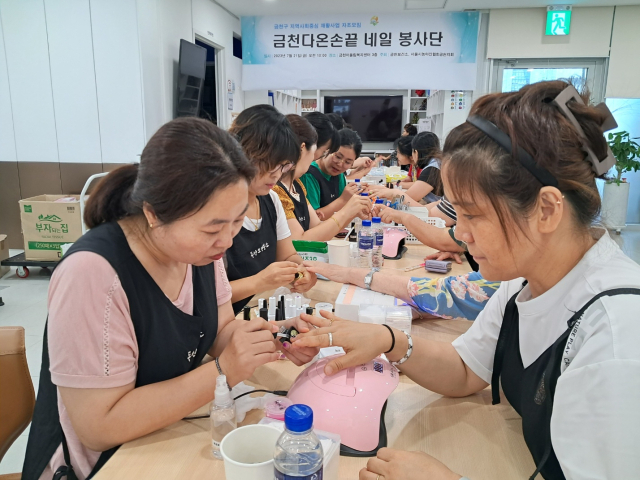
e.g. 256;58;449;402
546;6;572;35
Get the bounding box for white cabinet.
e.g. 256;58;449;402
0;14;16;162
45;0;101;163
1;0;58;162
90;0;144;163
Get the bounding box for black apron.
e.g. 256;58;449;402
225;194;279;314
22;221;219;480
308;164;342;209
491;284;640;480
278;180;310;231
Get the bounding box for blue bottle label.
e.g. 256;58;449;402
358;237;373;250
274;467;323;480
375;233;384;246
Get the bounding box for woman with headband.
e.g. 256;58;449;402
293;81;640;480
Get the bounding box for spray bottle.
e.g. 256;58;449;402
211;375;237;459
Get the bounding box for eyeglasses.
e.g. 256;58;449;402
269;162;295;174
332;152;355;167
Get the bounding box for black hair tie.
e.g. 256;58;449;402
381;324;396;354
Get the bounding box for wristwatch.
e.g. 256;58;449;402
364;269;375;290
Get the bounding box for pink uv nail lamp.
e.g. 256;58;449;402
382;227;408;259
287;355;399;456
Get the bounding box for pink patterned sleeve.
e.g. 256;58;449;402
214;259;232;305
48;252;138;389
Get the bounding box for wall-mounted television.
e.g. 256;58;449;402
324;95;403;142
176;39;207;117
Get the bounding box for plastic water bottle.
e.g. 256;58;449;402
371;217;383;270
357;219;373;268
210;375;236;459
353;193;369;234
274;404;324;479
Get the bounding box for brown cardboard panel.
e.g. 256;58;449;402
60;163;104;194
17;162;63;198
0;162;23;249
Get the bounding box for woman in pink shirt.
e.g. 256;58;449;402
22;118;319;480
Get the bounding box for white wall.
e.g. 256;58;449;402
487;7;614;59
0;12;16;162
192;0;242;128
0;0;147;164
137;0;193;140
1;0;59;162
606;6;640;99
45;0;102;163
91;0;145;163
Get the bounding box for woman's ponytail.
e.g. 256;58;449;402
84;164;140;229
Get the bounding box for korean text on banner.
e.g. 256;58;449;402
241;12;479;91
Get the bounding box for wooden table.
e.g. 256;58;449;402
95;245;535;480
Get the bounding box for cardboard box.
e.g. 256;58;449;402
0;234;9;276
19;195;83;261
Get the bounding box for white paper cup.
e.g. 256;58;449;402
220;424;281;480
328;239;350;267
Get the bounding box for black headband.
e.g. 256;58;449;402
466;115;559;188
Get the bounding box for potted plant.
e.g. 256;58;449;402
601;131;640;234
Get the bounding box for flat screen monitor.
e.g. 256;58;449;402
177;40;206;117
179;39;206;78
324;95;403;142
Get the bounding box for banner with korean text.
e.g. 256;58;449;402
241;12;480;91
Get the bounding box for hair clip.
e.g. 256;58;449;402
551;85;618;176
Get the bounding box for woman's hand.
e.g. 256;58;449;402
342;194;373;221
290;265;317;293
374;205;407;225
291;311;392;376
359;448;461;480
425;251;463;264
303;260;351;284
352;157;373;171
218;317;280;386
369;185;396;200
258;261;300;288
340;182;361;201
272;316;320;366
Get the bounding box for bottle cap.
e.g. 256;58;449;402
372;217;381;223
375;198;384;204
306;306;314;315
360;193;369;197
362;220;372;227
243;306;251;320
284;404;314;432
214;375;232;406
354;179;360;183
268;297;277;313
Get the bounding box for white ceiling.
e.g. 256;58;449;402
217;0;639;17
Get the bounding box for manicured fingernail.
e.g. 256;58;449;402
282;341;290;349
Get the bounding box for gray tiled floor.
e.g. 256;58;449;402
1;227;639;474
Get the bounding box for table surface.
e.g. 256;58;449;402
94;245;535;480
